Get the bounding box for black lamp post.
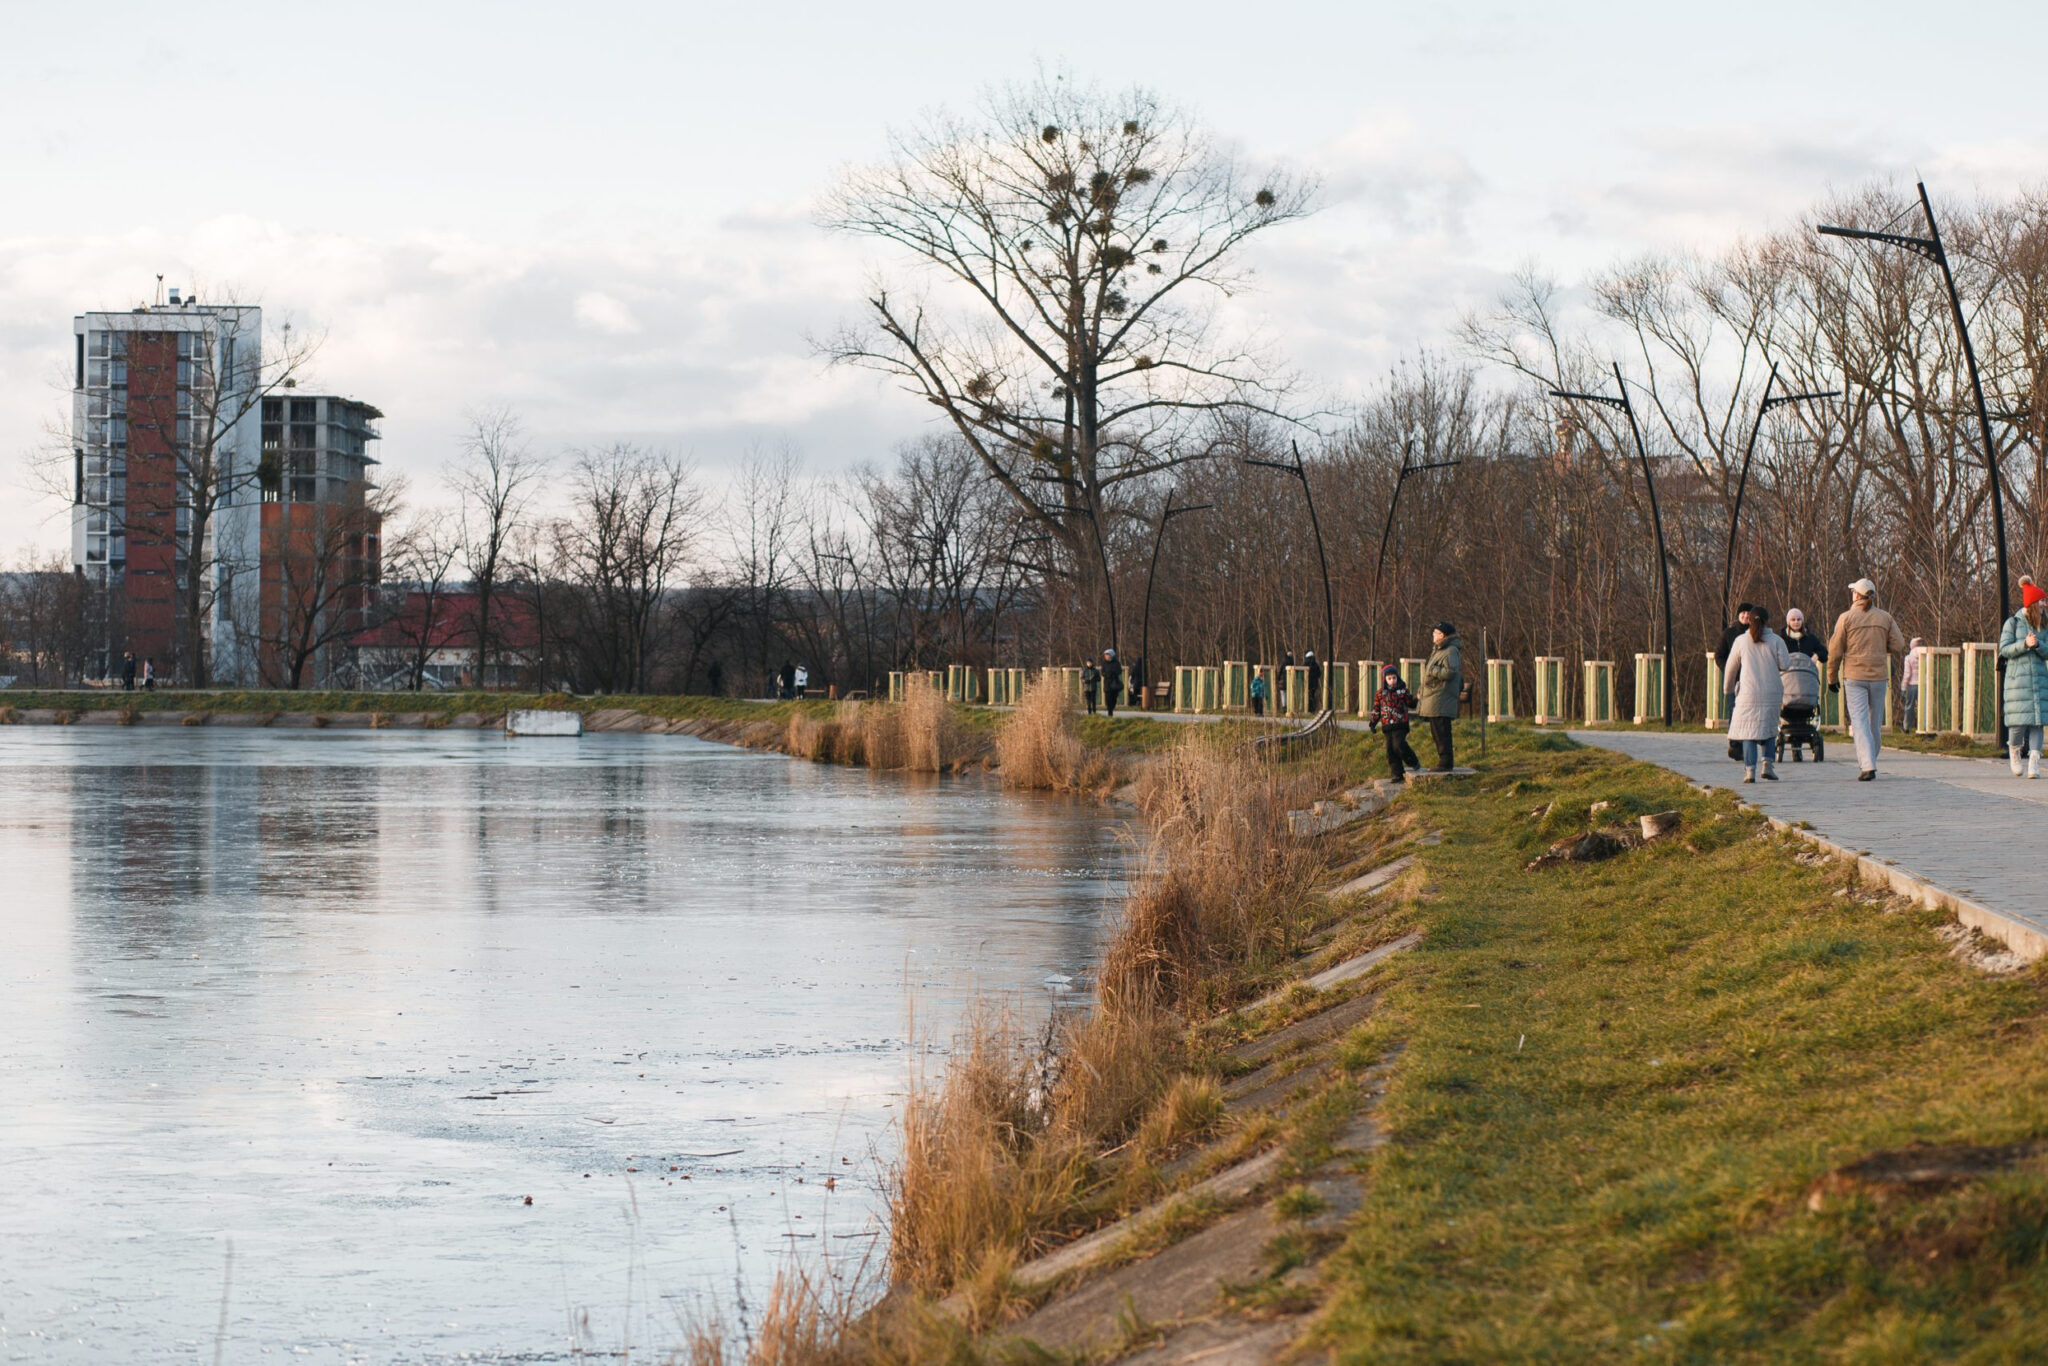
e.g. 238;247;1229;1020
1723;362;1839;620
1137;494;1212;709
1819;181;2011;743
1370;437;1460;660
1245;440;1335;715
1551;364;1676;728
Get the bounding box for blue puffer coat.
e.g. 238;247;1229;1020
1999;610;2048;727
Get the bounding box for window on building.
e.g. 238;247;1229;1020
290;400;317;423
87;536;106;563
90;332;110;358
110;361;128;387
263;399;282;422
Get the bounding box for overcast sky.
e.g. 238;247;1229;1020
4;0;2045;554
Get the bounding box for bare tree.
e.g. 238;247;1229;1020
452;408;541;689
379;507;464;690
822;71;1314;648
258;480;399;689
551;445;708;693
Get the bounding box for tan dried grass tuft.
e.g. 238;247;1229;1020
994;678;1087;791
897;674;959;773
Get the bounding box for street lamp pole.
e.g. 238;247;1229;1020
1820;181;2011;743
1245;440;1335;710
1138;494;1212;709
1723;362;1839;620
1370;437;1460;660
1552;364;1676;727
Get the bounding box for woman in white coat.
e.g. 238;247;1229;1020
1722;604;1794;783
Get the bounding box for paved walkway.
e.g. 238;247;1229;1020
1573;729;2048;956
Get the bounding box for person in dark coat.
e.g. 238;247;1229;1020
777;661;796;700
1304;649;1321;712
1782;608;1827;663
1081;661;1101;716
1100;650;1124;718
1416;622;1463;772
121;651;136;691
1714;604;1755;669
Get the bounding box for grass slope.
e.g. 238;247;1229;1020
1324;727;2048;1360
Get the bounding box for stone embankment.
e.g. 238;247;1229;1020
955;784;1432;1364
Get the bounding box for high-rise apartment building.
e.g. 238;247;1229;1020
254;394;385;687
69;289;384;685
71;291;264;681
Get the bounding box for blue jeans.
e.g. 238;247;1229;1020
1742;738;1777;769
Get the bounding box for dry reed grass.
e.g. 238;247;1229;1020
783;683;962;774
885;732;1330;1296
993;678;1087;791
896;674;958;773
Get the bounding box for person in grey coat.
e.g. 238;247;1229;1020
1722;605;1793;783
2000;576;2048;778
1416;621;1463;772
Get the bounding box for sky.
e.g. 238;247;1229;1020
4;0;2047;556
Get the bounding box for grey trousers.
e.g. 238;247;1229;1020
1845;678;1887;772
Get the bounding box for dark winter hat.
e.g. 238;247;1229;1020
1434;620;1456;635
1738;601;1756;615
1382;664;1401;679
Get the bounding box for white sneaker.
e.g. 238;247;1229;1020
2014;746;2027;777
2032;756;2041;780
1742;769;1756;784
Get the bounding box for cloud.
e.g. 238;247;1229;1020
573;291;640;335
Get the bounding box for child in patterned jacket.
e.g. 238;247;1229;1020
1370;664;1422;782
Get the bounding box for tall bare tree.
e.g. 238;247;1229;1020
379;507;464;690
452;408;541;688
822;72;1314;648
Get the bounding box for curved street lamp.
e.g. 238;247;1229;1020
1819;180;2011;744
1551;364;1675;728
1245;440;1335;711
1723;362;1839;620
1370;436;1461;660
1137;494;1212;708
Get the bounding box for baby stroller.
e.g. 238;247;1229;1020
1778;653;1824;761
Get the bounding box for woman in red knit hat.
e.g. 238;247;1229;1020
2000;575;2048;778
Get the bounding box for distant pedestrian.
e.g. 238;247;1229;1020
2000;577;2048;779
1081;661;1101;715
777;661;796;700
706;659;725;697
1370;664;1422;783
1417;621;1463;773
1900;639;1922;730
1248;671;1268;717
1304;650;1321;712
1100;649;1124;718
1826;577;1907;781
1722;605;1791;783
1280;651;1294;711
794;664;810;696
120;651;136;691
141;658;156;691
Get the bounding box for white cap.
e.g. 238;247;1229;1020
1848;577;1877;597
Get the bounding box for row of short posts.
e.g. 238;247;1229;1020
895;646;1989;740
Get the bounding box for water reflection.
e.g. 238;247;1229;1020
0;728;1126;1363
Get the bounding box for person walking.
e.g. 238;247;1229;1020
1899;639;1922;730
1369;664;1423;783
141;658;156;691
1248;670;1268;718
1826;577;1908;781
1081;660;1101;716
1783;609;1827;663
1100;649;1124;718
1722;605;1792;783
1714;603;1755;669
1417;621;1463;773
2000;577;2048;778
120;651;136;691
1304;649;1322;712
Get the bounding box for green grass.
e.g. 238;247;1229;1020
1316;729;2048;1361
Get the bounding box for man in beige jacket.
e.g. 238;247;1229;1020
1826;577;1909;780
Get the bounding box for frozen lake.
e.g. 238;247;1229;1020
0;727;1129;1363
